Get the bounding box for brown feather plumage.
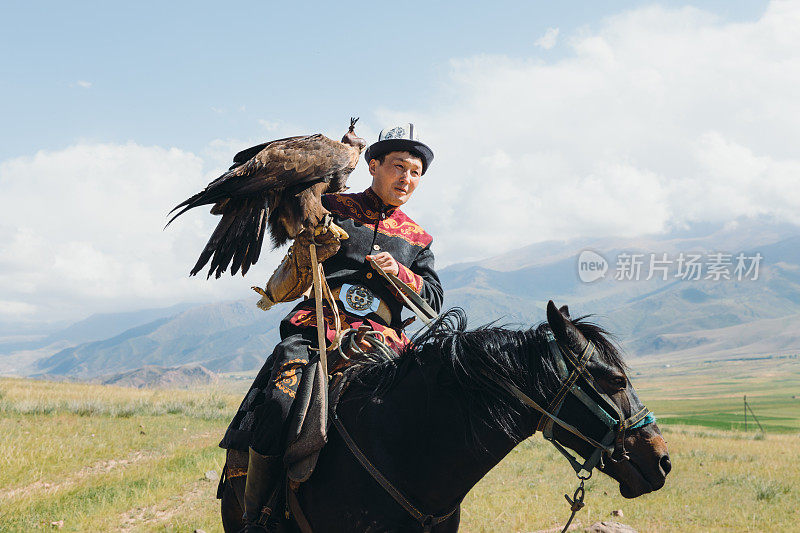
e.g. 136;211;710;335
168;119;365;278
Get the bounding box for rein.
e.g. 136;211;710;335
291;236;446;531
366;256;438;326
293;277;455;533
332;411;461;532
321;329;460;532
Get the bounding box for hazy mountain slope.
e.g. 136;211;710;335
0;303;197;355
34;301;286;378
99;364;218;389
21;221;800;378
643;313;800;361
442;232;800;357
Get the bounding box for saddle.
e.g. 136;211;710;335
284;323;397;485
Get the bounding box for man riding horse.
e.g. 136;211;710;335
218;124;443;531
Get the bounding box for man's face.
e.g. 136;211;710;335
368;151;423;207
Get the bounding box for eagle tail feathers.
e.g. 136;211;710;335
189;202;267;278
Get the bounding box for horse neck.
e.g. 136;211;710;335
431;332;551;491
419;370;541;508
344;345;542;515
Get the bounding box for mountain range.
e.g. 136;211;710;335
4;219;799;379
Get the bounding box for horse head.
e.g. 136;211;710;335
545;300;671;498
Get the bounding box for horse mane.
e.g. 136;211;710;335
347;308;627;447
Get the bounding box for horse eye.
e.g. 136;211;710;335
612;376;628;389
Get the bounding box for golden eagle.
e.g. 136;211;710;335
168;118;366;278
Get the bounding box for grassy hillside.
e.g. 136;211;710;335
464;427;799;532
1;354;798;531
0;379;233;532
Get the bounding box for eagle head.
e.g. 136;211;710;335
342;117;367;153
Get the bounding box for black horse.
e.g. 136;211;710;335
221;302;671;531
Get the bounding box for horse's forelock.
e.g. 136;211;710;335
570;315;628;371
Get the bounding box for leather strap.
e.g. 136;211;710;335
288;485;314;533
309;243;347;355
367;258;437;325
482;371;614;453
309;244;329;378
332;412;459;532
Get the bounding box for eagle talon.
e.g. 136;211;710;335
309;230;323;247
326;222;349;241
309;217;348;245
313;214;333;236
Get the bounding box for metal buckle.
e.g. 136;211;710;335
340;283;380;317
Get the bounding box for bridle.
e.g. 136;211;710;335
484;331;655;532
486;331;655;475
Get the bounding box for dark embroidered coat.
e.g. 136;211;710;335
283;187;443;349
219;188;443;452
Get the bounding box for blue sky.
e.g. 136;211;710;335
1;1;767;160
6;0;800;324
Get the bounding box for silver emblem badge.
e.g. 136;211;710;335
383;126;405;140
341;283;380;316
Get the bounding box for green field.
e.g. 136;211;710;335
633;354;800;434
1;354;798;532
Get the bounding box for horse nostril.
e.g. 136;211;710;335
660;454;672;476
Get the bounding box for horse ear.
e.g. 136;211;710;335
546;301;567;338
546;300;588;355
559;305;570;318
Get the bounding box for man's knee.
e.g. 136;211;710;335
269;334;314;396
250;332;315;455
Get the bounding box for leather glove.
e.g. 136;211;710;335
252;222;348;311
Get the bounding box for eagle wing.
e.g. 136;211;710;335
168;134;357;279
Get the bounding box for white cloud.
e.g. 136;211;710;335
387;1;800;262
4;2;800;324
0;301;37;316
535;27;559;50
73;80;92;89
0;143;283;322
